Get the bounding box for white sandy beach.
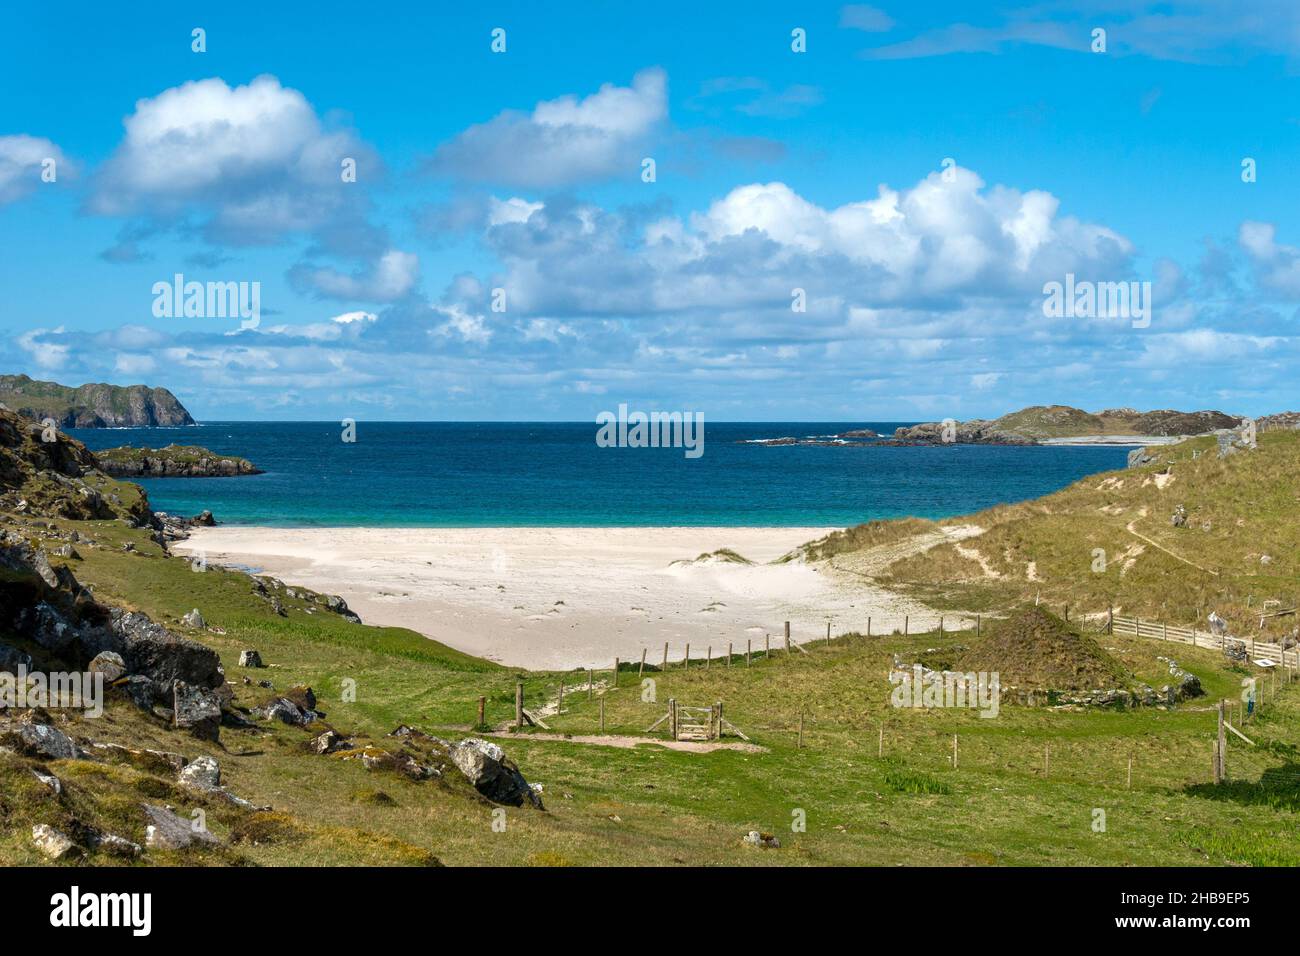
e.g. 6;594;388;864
174;525;954;670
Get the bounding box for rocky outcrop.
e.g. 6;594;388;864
0;408;153;523
0;531;226;733
1126;409;1241;436
94;445;261;478
0;374;194;428
1257;411;1300;432
893;419;1035;445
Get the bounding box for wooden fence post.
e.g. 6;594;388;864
1216;700;1226;783
614;657;619;687
477;695;486;729
939;616;944;635
976;614;981;639
684;644;689;669
706;646;711;669
668;698;677;740
797;711;804;749
765;634;770;658
904;615;909;637
826;621;831;646
1107;606;1113;635
587;669;593;698
746;639;751;666
599;698;605;733
867;617;872;638
663;642;668;671
728;642;733;667
639;648;646;678
716;701;724;739
515;682;524;730
784;621;791;655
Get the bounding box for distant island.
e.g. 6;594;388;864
0;374;194;428
892;405;1245;445
94;444;263;478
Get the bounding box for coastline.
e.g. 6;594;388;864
173;525;949;670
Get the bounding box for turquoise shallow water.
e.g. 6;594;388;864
70;421;1134;528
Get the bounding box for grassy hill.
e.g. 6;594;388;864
0;374;194;428
868;430;1300;638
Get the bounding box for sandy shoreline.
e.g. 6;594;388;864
173;525;947;670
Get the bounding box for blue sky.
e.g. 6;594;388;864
2;0;1298;421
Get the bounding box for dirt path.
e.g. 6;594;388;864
483;732;766;753
1124;519;1219;576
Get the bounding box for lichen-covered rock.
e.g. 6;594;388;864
237;649;263;668
451;738;543;809
143;804;217;850
17;721;78;760
88;650;126;682
32;824;77;860
181;608;205;629
178;755;221;791
173;681;221;741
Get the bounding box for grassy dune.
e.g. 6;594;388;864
880;430;1300;635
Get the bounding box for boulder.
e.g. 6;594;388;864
32;824;78;860
310;730;349;754
173;681;222;741
237;649;263;668
743;830;781;849
257;695;319;726
88;650;126;682
31;769;62;794
17;721;78;760
181;608;205;629
1126;448;1156;469
451;738;543;808
177;755;221;791
80;608;224;697
90;831;142;858
31;549;59;588
143;804;218;850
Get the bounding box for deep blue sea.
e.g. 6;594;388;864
69;422;1134;527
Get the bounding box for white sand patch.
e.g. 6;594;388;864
175;525;950;670
954;544;1003;579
